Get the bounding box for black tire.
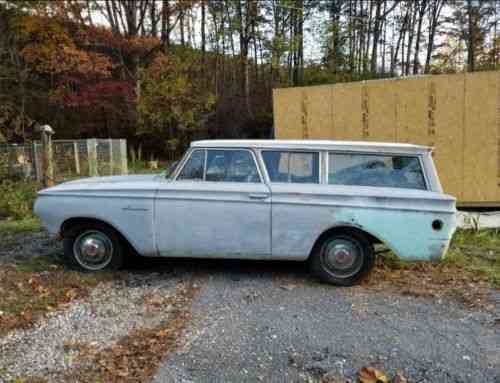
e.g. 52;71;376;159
63;223;124;272
309;230;375;286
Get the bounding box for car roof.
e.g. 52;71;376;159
191;140;431;154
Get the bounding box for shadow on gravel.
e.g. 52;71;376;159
125;255;312;283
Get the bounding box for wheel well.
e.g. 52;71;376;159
61;217;138;255
309;225;382;258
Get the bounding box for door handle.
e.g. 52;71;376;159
248;193;269;200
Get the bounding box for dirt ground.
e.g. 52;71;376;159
0;231;499;383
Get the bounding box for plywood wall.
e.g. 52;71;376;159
273;71;500;206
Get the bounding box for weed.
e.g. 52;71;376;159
0;180;39;220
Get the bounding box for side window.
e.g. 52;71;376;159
328;153;427;190
262;151;319;184
177;150;205;180
206;150;260;183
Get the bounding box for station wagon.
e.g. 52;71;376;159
34;140;457;286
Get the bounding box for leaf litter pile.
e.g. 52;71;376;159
52;279;201;383
0;259;110;337
362;230;500;311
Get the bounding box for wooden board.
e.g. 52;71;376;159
365;80;397;142
463;72;498;203
273;70;500;205
431;74;465;200
331;82;363;140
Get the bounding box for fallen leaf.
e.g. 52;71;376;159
65;289;78;300
394;371;408;383
359;367;389;383
280;284;298;291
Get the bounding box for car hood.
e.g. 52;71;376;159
38;174;163;195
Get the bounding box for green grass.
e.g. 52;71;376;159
0;217;41;236
445;229;500;287
0;218;42;247
0;180;39;220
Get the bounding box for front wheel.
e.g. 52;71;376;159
63;224;124;272
309;230;375;286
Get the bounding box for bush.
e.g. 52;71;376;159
0;180;39;220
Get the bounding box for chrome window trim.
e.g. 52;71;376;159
259;149;321;185
174;148;206;182
176;147;264;184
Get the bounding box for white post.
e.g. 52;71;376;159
108;138;113;175
87;138;98;177
120;139;128;175
38;125;55;187
73;142;80;175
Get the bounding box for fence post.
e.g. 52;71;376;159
39;125;55;187
120;139;128;175
73;142;81;175
87;138;98;177
31;141;40;181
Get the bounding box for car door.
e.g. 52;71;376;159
260;150;324;260
155;148;271;259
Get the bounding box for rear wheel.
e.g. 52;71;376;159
309;230;374;286
63;224;124;272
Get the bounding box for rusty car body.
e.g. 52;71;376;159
34;140;457;285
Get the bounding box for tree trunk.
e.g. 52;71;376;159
413;0;427;74
180;9;185;46
201;0;206;63
467;0;476;72
424;0;444;74
370;0;382;75
405;2;417;75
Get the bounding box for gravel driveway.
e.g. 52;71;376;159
153;261;500;383
0;232;499;383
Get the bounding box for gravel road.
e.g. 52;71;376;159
0;231;499;383
153;260;500;383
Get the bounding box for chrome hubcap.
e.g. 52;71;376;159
322;238;362;278
73;230;113;271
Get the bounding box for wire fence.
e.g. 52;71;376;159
0;139;128;182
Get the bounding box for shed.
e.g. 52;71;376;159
273;71;500;207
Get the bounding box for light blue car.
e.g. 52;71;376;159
34;140;457;286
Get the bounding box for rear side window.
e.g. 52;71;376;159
177;150;205;180
206;150;260;183
262;151;319;184
328;153;426;190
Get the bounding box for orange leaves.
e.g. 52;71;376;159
67;281;202;383
359;367;389;383
14;14;112;81
0;265;106;336
358;367;408;383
